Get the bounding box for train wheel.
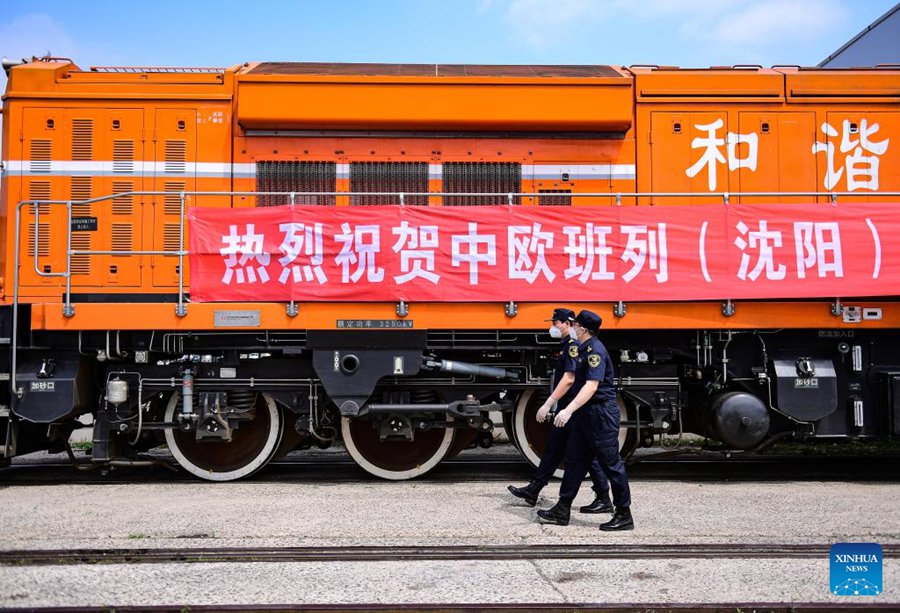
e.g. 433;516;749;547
270;412;306;461
502;409;521;453
446;425;480;459
512;388;560;476
341;414;456;480
164;392;283;482
513;389;639;477
618;399;639;460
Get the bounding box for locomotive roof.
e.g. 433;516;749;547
244;62;624;78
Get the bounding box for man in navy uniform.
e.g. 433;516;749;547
536;309;633;531
507;307;613;514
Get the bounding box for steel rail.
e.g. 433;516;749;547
5;451;898;469
2;453;897;488
3;543;898;566
3;604;896;613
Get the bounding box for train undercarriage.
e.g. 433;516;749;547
2;316;898;481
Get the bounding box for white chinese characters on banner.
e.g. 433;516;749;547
685;119;759;191
735;220;785;281
794;222;843;279
277;222;327;284
508;222;555;284
621;224;668;283
220;224;271;284
563;223;614;283
335;223;385;283
451;222;496;285
734;220;844;282
392;221;440;284
214;218;854;290
812;119;890;191
193;205;889;303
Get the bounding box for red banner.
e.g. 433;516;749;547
188;203;899;302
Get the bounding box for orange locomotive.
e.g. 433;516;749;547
0;58;898;480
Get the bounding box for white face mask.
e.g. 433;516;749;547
548;325;562;339
569;328;578;340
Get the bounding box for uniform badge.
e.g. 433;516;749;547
568;345;579;358
588;354;601;368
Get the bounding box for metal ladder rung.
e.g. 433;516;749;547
0;338;10;345
0;373;10;381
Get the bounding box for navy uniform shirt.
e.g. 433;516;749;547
574;335;616;404
553;337;580;405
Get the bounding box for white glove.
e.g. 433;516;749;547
553;407;574;428
535;401;554;423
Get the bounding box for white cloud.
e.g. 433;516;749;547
497;0;746;49
0;13;132;134
0;13;82;112
0;13;80;63
0;14;73;136
620;0;741;19
478;0;497;13
623;0;848;49
709;0;848;46
502;0;596;48
496;0;851;60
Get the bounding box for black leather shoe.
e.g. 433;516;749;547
507;480;543;507
536;501;571;526
580;494;614;514
599;507;634;531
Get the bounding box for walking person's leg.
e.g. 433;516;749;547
508;424;569;506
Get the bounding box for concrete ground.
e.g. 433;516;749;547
0;457;898;608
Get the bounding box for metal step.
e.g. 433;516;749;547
0;373;9;382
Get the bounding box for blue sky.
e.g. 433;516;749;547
5;1;894;134
1;1;896;71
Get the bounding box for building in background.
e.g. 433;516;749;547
820;2;899;66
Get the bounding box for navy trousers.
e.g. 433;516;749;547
533;418;609;495
558;400;631;508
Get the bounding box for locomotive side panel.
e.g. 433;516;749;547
633;67;899;206
13;107;148;289
1;61;235;300
732;110;819;203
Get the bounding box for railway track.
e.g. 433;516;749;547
3;543;899;566
1;451;898;485
4;545;896;612
8;605;898;613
